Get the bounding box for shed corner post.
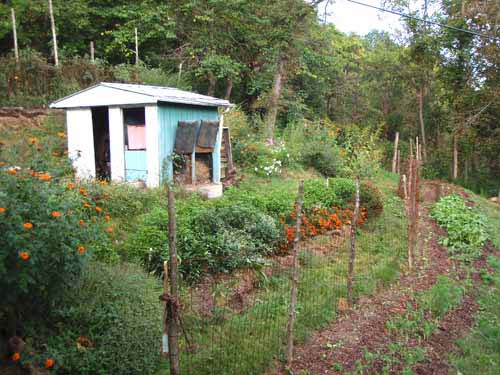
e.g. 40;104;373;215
212;109;225;184
146;104;160;188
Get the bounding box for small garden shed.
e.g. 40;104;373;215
50;82;231;192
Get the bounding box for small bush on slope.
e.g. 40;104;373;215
430;195;488;262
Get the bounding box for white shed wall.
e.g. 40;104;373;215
108;107;125;182
66;108;95;179
145;105;160;187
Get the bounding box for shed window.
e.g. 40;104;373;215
123;108;146;150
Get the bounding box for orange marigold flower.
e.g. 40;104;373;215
38;173;52;181
23;222;33;229
52;151;60;157
51;211;62;217
83;202;91;208
104;215;111;221
95;206;102;212
44;358;55;369
29;137;38;144
11;352;21;362
19;252;30;260
78;219;85;226
79;188;87;194
8;168;17;175
57;132;66;138
99;180;108;185
77;246;85;254
67;182;75;190
0;207;5;213
29;169;36;176
106;227;113;233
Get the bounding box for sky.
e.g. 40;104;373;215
324;0;404;35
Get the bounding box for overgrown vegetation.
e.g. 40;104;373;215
1;0;498;195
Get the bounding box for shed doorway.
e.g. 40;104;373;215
91;107;110;180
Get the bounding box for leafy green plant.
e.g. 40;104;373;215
420;275;463;319
38;262;163;375
430;195;488;261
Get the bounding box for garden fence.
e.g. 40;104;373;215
161;171;419;375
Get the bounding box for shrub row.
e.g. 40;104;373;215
123;177;383;280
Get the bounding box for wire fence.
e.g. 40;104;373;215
161;176;410;375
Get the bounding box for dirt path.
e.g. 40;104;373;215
270;181;495;375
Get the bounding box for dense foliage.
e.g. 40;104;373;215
430;194;488;262
0;0;498;194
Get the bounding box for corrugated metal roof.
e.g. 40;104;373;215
50;82;232;109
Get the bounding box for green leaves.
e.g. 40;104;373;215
430;194;488;261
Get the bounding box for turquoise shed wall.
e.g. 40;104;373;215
157;103;220;183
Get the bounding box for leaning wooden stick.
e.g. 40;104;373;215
286;180;304;369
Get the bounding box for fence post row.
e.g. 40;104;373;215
286;180;304;369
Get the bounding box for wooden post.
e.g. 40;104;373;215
48;0;59;66
11;8;19;65
416;137;420;162
162;261;169;356
191;152;196;184
396;149;401;174
452;134;458;180
347;178;360;307
286;180;304;369
392;131;399;173
177;62;183;85
402;174;407;200
406;157;414;271
90;41;95;62
167;185;180;375
134;27;139;65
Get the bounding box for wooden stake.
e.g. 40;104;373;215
452;134;458;180
402;174;407;200
162;261;169;356
286;180;304;369
134;27;139;65
396;149;401;174
11;8;19;65
90;41;95;63
392;131;399;173
347;178;360;307
167;185;180;375
48;0;59;66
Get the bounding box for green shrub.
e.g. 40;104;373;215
421;275;462;319
39;262;162;375
123;201;279;280
303;180;339;209
360;180;384;218
430;195;488;261
302;145;343;177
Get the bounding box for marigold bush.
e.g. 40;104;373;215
0;139;108;340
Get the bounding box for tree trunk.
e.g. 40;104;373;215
392;132;400;173
265;54;285;140
224;78;233;100
48;0;59;66
452;134;458;180
134;27;139;65
347;179;360;307
207;72;217;96
286;180;304;369
418;86;427;162
167;186;180;375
